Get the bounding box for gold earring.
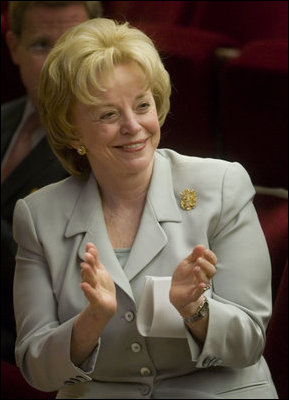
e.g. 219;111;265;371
77;145;87;156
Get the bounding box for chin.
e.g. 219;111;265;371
123;153;155;174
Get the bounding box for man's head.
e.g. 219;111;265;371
6;1;102;107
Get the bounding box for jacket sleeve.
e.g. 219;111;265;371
194;162;272;368
13;199;99;392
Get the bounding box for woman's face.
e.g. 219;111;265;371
72;62;160;180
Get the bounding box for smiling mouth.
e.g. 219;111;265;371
115;140;147;151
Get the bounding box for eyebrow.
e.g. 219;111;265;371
25;35;52;45
98;92;151;108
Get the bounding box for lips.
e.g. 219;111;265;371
122;143;145;149
114;139;148;151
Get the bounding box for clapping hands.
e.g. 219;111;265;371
80;242;117;320
169;245;217;317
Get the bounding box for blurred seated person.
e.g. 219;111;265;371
13;18;278;398
1;0;102;365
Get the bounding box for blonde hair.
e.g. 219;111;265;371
8;1;103;36
38;18;171;179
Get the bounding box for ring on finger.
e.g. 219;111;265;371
202;283;211;292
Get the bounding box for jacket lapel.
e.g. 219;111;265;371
124;152;181;281
64;152;181;301
65;174;135;301
1;97;26;160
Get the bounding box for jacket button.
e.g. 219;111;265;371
140;367;151;376
202;357;213;367
202;356;223;367
76;375;86;382
140;384;151;395
131;342;142;352
125;311;135;322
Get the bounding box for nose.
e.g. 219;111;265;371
120;111;142;135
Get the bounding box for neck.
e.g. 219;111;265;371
94;162;154;212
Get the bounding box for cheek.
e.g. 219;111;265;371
85;126;117;149
19;56;44;87
148;111;161;135
146;112;161;148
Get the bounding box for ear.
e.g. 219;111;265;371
6;30;21;65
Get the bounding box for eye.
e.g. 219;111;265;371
28;40;53;54
137;101;150;112
100;110;119;121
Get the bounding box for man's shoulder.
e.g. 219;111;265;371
1;96;27;116
1;97;28;147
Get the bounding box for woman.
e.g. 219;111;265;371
13;18;278;399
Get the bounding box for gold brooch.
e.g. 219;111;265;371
180;189;197;210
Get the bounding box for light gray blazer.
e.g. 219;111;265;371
13;149;278;399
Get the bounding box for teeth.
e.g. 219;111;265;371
123;143;143;149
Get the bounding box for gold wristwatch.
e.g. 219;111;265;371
183;296;209;325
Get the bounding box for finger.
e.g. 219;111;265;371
193;265;210;285
84;251;102;275
85;243;100;264
87;245;98;259
84;250;95;263
80;281;98;305
82;253;96;276
85;247;103;272
204;249;218;265
189;245;206;262
80;262;97;287
189;281;208;301
196;257;216;279
86;242;97;252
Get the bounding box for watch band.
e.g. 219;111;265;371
183;296;209;325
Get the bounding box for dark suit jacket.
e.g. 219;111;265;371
1;97;69;364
